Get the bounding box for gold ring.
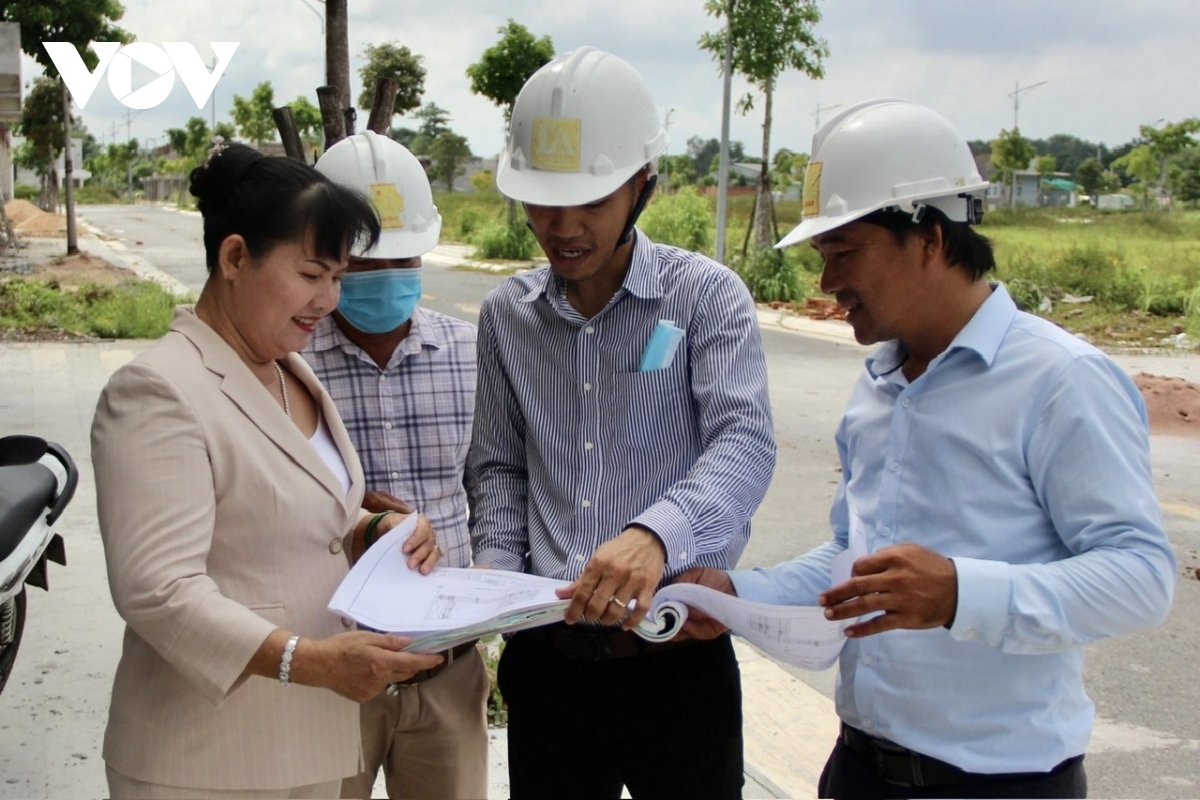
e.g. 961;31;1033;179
609;596;627;609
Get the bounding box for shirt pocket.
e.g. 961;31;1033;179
610;368;695;453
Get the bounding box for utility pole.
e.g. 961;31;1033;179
1007;79;1046;208
714;0;735;266
812;102;842;137
210;57;217;131
662;108;675;191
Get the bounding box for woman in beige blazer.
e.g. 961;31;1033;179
91;142;444;799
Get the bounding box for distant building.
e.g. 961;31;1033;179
973;153;1077;208
11;135;92;189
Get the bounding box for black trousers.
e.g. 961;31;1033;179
818;736;1087;799
498;630;744;799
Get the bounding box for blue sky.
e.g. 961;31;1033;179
22;0;1200;161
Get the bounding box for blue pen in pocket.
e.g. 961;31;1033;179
639;320;685;372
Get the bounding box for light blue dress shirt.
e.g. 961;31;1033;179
467;231;776;583
731;284;1176;774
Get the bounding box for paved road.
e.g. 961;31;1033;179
24;204;1200;797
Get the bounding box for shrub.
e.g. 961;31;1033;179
640;187;712;254
74;184;123;204
0;278;179;339
471;221;539;261
731;248;808;303
458;208;488;240
13;184;39;202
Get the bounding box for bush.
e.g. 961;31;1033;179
74;184;123;204
471;221;539;261
13;184;39;202
731;248;809;303
0;278;179;339
640;187;712;253
457;208;488;240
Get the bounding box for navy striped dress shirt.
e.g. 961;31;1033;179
467;231;776;583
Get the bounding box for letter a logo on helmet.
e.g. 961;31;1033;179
532;117;582;172
497;46;668;207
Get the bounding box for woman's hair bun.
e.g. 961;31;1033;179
189;138;268;205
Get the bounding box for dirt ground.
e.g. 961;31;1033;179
1133;373;1200;437
5;198;67;237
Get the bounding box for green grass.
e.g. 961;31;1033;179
431;191;1200;338
0;278;180;339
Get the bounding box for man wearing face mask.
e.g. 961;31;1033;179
304;132;485;800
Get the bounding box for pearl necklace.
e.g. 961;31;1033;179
272;360;292;418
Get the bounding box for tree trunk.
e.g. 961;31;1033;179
752;80;775;251
325;0;351;114
62;78;78;255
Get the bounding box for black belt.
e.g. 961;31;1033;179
840;723;1080;789
518;622;701;661
392;640;478;686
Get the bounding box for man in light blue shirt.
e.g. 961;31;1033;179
679;99;1176;799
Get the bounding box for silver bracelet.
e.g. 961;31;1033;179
279;635;300;686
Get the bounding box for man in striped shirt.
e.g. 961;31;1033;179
467;48;776;798
306;133;487;800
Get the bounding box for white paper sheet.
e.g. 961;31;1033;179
327;517;572;651
637;582;846;671
328;517;846;667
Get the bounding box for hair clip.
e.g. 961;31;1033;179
202;136;229;169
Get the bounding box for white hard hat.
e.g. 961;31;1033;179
496;46;669;207
315;130;442;258
777;98;988;248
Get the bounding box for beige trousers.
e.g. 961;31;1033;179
107;766;342;799
340;647;490;800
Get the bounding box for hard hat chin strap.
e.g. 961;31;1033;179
619;173;658;247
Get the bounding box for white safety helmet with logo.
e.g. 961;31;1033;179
777;98;988;249
496;46;669;208
315;130;442;258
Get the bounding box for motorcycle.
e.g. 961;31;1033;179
0;435;75;696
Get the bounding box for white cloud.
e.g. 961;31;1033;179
20;0;1200;161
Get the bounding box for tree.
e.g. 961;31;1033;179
428;131;472;192
1113;145;1161;209
1170;148;1200;207
289;95;324;149
0;0;131;73
687;136;745;179
466;19;554;223
466;19;554;127
1138;118;1200;206
231;81;278;148
990;128;1036;208
325;0;350;112
700;0;829;251
413;102;451;140
1075;157;1104;201
16;76;76;210
357;42;425;119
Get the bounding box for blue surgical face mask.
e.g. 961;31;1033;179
337;268;423;334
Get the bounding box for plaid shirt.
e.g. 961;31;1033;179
303;307;477;568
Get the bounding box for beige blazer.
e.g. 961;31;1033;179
92;308;366;790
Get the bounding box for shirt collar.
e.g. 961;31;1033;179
864;282;1017;379
518;229;663;304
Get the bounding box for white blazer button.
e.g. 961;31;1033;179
329;538;344;555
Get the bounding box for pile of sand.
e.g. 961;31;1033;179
5;198;67;237
1133;373;1200;436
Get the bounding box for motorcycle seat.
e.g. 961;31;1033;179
0;464;58;561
